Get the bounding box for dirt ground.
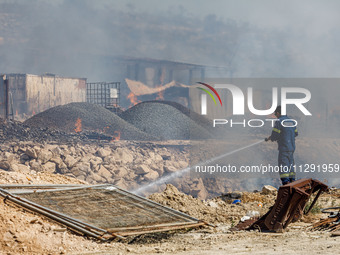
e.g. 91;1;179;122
1;172;340;255
1;139;340;254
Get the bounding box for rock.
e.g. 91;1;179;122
135;164;151;175
190;178;208;200
261;185;277;195
49;156;64;167
97;148;111;158
8;163;29;173
3;152;16;162
0;161;10;170
56;162;69;174
38;149;53;164
154;154;163;162
114;178;128;189
70;162;90;176
64;155;78;168
19;154;30;163
113;167;128;178
25;147;38;159
97;165;112;181
86;172;105;183
152;163;164;176
178;160;189;169
51;146;63;156
47;157;67;173
113;148;134;163
29;161;43;172
42;162;56;173
207;201;218;208
164;165;177;173
143;170;159;181
89;157;103;171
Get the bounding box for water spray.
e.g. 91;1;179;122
132;139;264;195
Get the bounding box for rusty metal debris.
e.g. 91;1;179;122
0;184;208;241
311;207;340;232
237;179;328;232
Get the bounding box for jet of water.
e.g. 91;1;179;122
132;140;263;195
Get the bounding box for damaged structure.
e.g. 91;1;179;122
239;179;329;233
0;74;86;119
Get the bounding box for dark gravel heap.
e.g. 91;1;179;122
149;100;212;131
120;101;213;140
24;102;157;141
0;118;88;143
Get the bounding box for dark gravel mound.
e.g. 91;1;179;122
147;100;212;130
120;101;212;140
0;118;88;143
24;103;157;140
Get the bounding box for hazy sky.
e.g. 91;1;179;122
109;0;340;33
2;0;340;77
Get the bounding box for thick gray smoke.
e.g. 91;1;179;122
1;0;340;189
1;0;340;80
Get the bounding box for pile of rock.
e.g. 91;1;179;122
0;141;189;191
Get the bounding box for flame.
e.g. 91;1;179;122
127;92;140;107
16;110;18;116
112;131;121;141
156;87;164;100
74;118;82;133
32;110;36;115
156;68;166;100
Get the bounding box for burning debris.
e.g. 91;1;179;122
74;118;82;133
127;92;141;107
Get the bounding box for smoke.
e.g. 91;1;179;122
1;0;340;81
1;0;340;188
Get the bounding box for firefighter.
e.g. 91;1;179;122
265;106;298;185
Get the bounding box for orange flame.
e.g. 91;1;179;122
74;118;82;133
127;92;141;107
16;110;18;116
112;131;121;141
32;110;36;115
156;87;164;100
156;68;166;100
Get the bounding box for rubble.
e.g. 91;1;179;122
261;185;278;195
148;184;270;224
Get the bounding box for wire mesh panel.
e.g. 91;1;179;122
8;185;201;233
86;82;120;110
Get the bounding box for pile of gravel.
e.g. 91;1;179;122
24;102;157;140
144;100;212;131
0;118;88;143
120;101;212;140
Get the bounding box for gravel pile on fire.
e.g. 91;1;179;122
0;117;87;143
24;103;157;140
120;101;212;140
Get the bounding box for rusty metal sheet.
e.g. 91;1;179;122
248;178;328;232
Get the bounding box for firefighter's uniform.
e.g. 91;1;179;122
270;115;298;185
